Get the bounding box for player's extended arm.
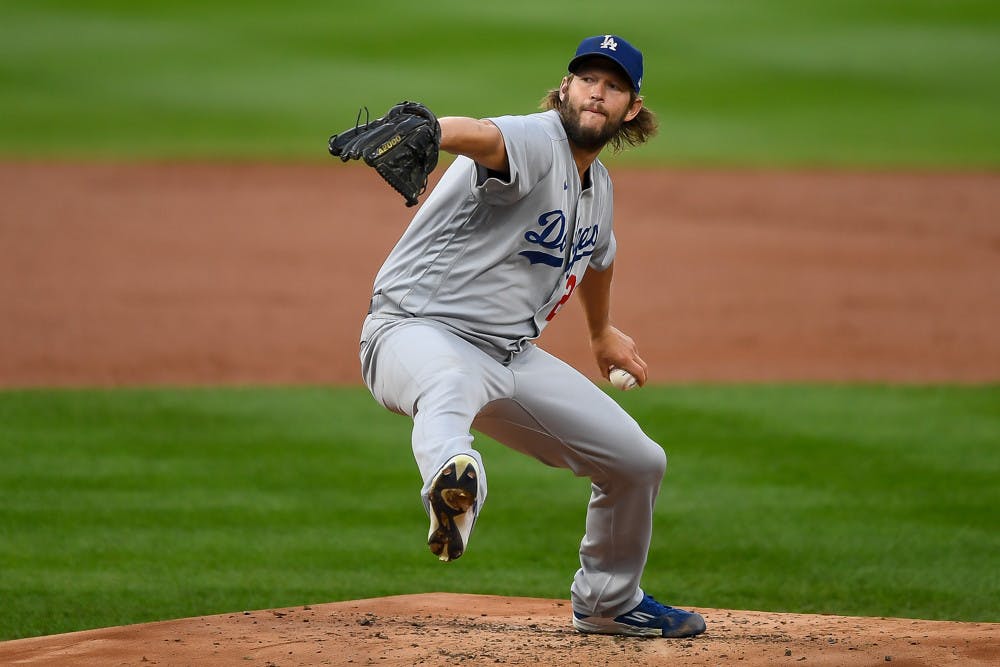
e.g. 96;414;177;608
577;262;649;385
439;117;508;174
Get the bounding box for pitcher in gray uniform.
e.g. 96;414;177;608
357;35;706;638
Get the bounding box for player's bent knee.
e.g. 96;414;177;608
598;433;666;485
628;437;667;485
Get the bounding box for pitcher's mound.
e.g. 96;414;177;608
1;593;997;666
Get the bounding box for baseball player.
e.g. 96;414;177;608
344;35;705;638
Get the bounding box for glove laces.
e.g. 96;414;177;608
354;106;370;132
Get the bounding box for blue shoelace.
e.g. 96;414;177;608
636;593;675;616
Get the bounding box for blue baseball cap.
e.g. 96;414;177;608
568;34;644;92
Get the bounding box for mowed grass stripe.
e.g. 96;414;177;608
1;385;997;639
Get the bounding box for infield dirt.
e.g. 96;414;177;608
2;163;999;386
1;163;998;665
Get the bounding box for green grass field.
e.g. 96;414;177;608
1;386;997;640
2;0;999;165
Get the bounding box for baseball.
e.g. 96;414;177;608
609;367;639;391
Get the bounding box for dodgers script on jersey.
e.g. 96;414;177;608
367;110;617;361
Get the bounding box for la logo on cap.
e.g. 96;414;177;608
569;34;643;92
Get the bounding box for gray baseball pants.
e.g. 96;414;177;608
359;315;667;618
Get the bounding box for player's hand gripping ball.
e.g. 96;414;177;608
609;367;639;391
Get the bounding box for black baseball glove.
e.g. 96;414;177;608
328;101;442;207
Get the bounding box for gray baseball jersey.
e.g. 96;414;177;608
359;108;663;619
368;109;617;361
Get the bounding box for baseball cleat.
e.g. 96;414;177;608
427;454;479;562
572;593;706;638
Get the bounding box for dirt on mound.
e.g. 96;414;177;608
0;593;996;666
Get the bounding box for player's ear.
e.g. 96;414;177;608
559;76;571;103
624;95;643;122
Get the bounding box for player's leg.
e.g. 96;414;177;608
360;317;514;560
472;344;703;636
472;347;661;615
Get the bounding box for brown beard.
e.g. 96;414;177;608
558;100;627;151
